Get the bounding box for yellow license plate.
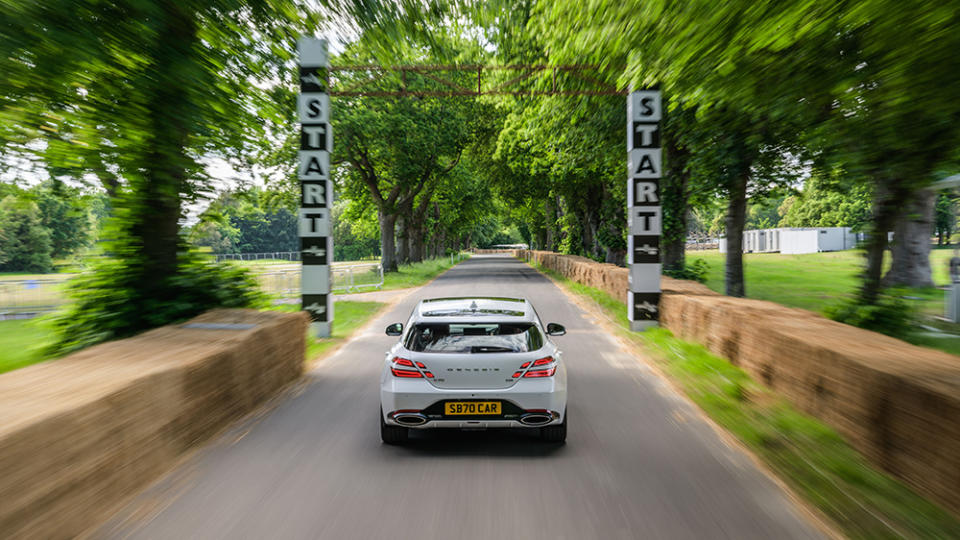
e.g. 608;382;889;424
444;401;501;415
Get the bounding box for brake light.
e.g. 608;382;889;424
513;357;556;379
524;367;556;378
391;357;433;378
391;368;423;378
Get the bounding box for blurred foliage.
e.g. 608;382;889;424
2;0;959;354
0;181;100;270
0;195;52;272
825;291;917;341
1;0;319;349
663;258;710;284
530;0;960;300
44;253;267;356
934;193;956;245
332;198;381;261
778;174;873;230
189;188;299;254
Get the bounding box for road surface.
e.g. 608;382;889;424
95;255;824;539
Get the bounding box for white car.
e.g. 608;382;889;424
379;297;568;444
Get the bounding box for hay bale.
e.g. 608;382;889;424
515;249;960;514
0;309;307;539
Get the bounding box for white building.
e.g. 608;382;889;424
718;227;858;254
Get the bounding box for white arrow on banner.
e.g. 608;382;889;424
301;73;324;86
305;303;327;316
636;301;659;314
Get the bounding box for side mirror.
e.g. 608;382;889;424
385;323;403;336
546;323;566;336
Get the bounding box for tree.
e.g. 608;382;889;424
1;0;320;346
533;0;960;304
778;174;872;230
332;39;481;271
532;1;818;296
0;196;53;273
934;193;956;246
35;181;94;260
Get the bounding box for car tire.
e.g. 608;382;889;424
380;407;408;445
540;410;567;443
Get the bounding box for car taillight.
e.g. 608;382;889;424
391;357;433;378
524;367;556;378
512;356;557;379
532;356;553;366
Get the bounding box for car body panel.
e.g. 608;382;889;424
380;297;567;429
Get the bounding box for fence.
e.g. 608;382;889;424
0;263;385;318
0;279;66;318
214;252;301;262
257;263;384;298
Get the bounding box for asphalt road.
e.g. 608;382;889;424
95;255;824;540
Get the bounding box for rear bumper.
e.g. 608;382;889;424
380;376;567;429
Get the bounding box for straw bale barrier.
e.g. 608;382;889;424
515;249;960;515
472;248;515;254
0;309;307;539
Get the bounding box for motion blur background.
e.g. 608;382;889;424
1;0;960;538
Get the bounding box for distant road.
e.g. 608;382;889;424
95;255;823;539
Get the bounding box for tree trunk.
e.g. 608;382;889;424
129;3;197;305
605;244;626;266
724;173;749;297
661;130;690;274
580;208;597;258
859;182;902;304
408;219;423;262
379;211;398;272
884;188;936;288
662;227;686;273
411;223;425;262
395;215;409;264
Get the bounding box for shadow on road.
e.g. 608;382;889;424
395;428;566;458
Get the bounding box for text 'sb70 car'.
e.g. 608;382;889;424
379;297;567;444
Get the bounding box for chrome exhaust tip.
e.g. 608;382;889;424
392;413;428;426
520;413;553;426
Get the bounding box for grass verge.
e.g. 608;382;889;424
272;300;387;361
358;254;469;293
307;300;385;359
0;319;53;374
689;250;960;355
0;254;461;374
530;260;960;539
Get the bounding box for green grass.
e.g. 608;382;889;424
308;300;385;358
529;260;960;539
374;254;469;292
0;300;387;375
0;319;54;374
0;255;459;374
272;300;387;360
690;250;960;355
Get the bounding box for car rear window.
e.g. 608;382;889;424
404;323;543;353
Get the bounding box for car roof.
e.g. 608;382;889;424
414;297;537;323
